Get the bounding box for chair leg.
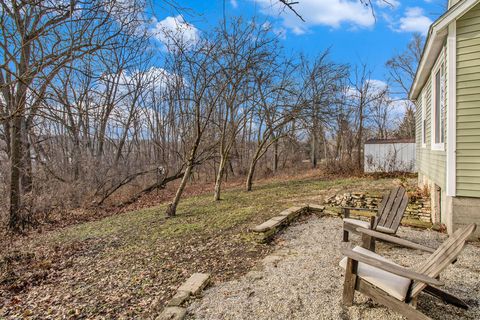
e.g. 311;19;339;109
361;233;375;252
410;297;418;309
424;285;469;309
342;208;350;243
342;258;357;306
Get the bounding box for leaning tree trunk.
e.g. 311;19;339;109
246;139;267;192
165;131;202;216
213;153;228;201
245;158;258;192
165;163;193;217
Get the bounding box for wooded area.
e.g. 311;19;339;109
0;0;418;232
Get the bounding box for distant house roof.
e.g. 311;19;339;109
365;138;415;144
409;0;480;100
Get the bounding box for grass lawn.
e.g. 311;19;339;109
0;173;415;319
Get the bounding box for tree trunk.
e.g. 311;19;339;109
246;143;264;192
246;158;257;192
2;118;11;157
9;41;31;231
165;164;193;217
213;154;227;201
273;138;279;173
20;123;33;193
9;114;23;231
311;129;317;168
357;115;364;171
72;135;81;181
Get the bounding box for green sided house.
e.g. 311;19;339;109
410;0;480;238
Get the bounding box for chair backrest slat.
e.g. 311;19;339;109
377;187;400;226
384;191;408;230
410;224;476;298
375;186;408;232
375;190;390;223
387;193;409;231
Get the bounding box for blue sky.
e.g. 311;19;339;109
150;0;449;87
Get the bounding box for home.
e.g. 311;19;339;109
410;0;480;238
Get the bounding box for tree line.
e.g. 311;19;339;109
0;0;420;232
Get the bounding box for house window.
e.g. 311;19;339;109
432;60;445;150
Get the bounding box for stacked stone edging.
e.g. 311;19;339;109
157;273;210;320
323;192;432;223
251;205;325;243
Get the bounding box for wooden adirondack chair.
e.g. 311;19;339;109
343;186;408;242
340;224;477;320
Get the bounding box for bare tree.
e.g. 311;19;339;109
0;0;145;231
212;19;275;201
164;30;227;217
386;33;424;98
386;33;424;139
395;102;416;139
299;52;349;168
349;64;388;170
370;91;394;139
245;58;299;191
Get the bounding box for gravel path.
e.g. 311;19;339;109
187;215;480;320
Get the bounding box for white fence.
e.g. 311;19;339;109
364;139;416;173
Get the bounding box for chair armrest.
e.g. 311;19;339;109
341;248;443;286
355;228;436;253
342;207;377;219
342;207;377;212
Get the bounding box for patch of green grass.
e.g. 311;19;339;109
33;175;410;251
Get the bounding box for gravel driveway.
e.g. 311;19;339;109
187;215;480;320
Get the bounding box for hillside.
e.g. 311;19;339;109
1;174;414;318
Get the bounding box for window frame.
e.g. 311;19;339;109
431;52;446;151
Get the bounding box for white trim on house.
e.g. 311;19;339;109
421;90;427;148
446;21;457;197
431;50;446;151
409;0;480;100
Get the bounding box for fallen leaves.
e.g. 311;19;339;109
0;174;415;319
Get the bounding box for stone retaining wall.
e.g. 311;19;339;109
324;192;432;223
251;205;325;243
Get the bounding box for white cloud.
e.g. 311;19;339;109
230;0;238;8
151;15;200;49
347;79;388;99
397;7;432;35
376;0;400;9
390;98;410;116
368;79;388;91
254;0;375;35
261;21;287;39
